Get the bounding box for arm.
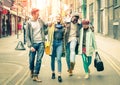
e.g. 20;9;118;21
91;32;97;50
26;22;32;48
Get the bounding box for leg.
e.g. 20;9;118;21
81;54;88;73
33;43;44;82
51;42;56;79
56;43;63;82
29;51;36;72
65;43;70;71
88;56;92;67
56;43;63;73
81;54;90;79
70;40;77;69
35;42;45;74
29;50;36;78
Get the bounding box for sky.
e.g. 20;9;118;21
32;0;47;9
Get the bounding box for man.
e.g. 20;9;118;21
23;16;28;44
64;13;82;76
26;8;47;82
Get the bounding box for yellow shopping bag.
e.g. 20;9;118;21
45;41;50;55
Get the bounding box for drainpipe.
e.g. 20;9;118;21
82;0;86;19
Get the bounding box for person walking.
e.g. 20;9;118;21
78;20;97;79
26;8;47;82
48;14;64;82
23;16;28;44
64;13;81;76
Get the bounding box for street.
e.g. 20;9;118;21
0;34;120;85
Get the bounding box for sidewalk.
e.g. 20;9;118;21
96;34;120;62
0;34;28;84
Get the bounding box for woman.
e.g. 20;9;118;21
48;14;64;82
78;20;97;79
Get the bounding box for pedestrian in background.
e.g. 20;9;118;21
23;16;28;44
26;8;47;82
78;20;97;79
64;13;81;76
48;14;64;83
17;20;22;34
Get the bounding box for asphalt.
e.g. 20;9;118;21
0;33;120;85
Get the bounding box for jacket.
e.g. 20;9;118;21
64;23;82;46
26;19;47;48
78;27;97;56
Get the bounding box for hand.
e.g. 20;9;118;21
30;47;36;52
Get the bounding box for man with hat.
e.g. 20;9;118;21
64;12;82;76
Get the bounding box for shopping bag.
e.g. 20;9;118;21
45;41;50;55
94;52;104;71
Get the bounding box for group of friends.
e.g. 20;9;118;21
25;8;97;83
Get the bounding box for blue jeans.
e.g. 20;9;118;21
51;40;63;73
66;43;70;70
66;40;77;70
29;42;44;74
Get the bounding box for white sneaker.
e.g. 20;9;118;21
84;73;89;79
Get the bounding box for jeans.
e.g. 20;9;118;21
66;43;70;70
51;40;63;73
70;40;77;62
29;42;44;74
66;39;77;70
23;29;26;44
81;54;92;73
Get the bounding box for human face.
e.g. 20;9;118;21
32;11;39;21
82;24;89;29
71;16;78;24
56;15;61;23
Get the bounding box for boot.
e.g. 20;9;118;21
33;74;42;82
70;62;75;70
58;76;62;82
68;69;73;76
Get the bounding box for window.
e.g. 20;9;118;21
113;0;120;19
113;0;120;7
89;3;93;24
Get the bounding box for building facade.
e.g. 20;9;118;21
0;0;31;38
86;0;120;40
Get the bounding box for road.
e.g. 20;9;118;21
0;34;120;85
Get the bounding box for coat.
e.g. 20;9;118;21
64;23;82;46
78;27;97;56
26;19;47;48
48;23;65;55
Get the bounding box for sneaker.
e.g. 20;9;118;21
33;76;42;82
51;73;55;79
68;70;73;76
58;76;62;82
84;73;89;79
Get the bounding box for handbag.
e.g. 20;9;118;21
94;52;104;71
45;41;50;55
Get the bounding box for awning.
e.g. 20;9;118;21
3;6;10;10
10;10;17;15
